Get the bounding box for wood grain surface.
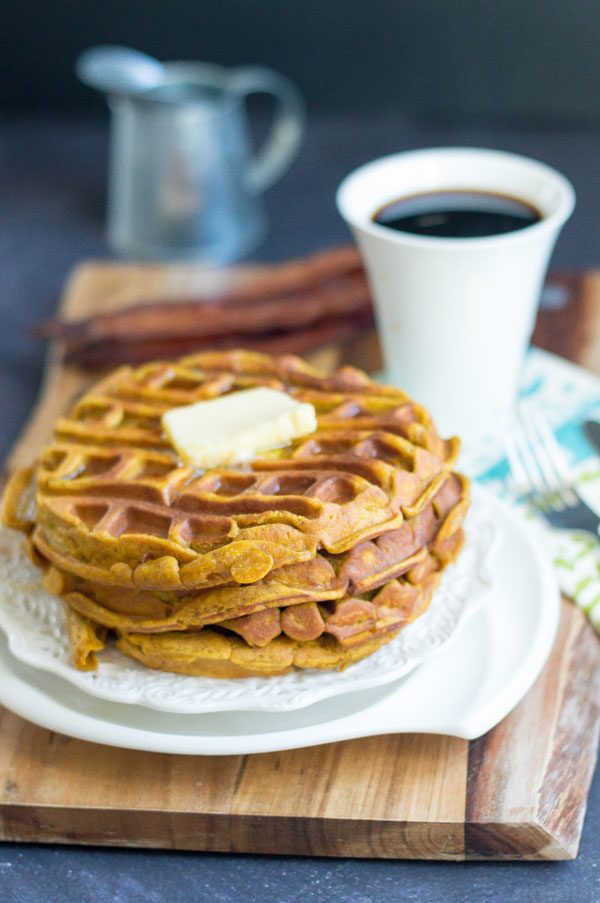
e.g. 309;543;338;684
1;259;599;860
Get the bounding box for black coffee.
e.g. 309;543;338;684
372;190;541;238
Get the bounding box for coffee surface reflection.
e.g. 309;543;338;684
372;189;541;239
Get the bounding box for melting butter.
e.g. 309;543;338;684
162;387;317;469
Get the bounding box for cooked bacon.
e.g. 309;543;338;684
35;245;375;373
62;309;374;370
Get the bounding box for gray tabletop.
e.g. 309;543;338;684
0;114;599;902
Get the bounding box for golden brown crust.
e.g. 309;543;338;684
116;627;398;678
63;604;107;671
1;349;470;678
1;467;36;533
27;350;459;593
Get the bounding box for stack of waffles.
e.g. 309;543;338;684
2;351;470;678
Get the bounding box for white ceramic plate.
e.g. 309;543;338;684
0;487;496;713
0;489;559;753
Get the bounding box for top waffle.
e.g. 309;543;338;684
6;350;460;592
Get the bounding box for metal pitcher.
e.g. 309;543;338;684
78;49;305;262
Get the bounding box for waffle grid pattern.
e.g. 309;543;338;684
3;350;469;677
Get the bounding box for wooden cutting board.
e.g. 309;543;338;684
1;261;599;861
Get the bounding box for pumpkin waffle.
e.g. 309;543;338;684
42;472;468;630
2;349;469;678
6;350;459;588
64;533;463;676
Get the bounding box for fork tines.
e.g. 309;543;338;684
506;400;578;512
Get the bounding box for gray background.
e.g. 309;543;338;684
1;0;599;127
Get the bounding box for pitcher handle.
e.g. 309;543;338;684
229;66;305;193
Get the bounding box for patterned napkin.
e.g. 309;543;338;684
468;348;600;633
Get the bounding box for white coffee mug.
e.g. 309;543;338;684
336;147;575;445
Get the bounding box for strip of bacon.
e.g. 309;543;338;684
63;309;374;370
37;245;367;343
35;244;377;371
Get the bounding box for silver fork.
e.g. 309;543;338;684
505;400;600;534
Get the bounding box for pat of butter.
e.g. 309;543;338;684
162;387;317;469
